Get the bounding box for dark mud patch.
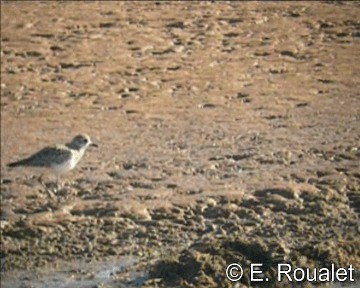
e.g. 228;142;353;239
144;189;360;287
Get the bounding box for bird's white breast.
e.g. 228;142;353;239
51;149;85;175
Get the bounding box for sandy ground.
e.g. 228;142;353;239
1;2;359;287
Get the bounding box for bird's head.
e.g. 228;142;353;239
68;134;98;150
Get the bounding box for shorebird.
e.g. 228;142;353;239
7;134;98;187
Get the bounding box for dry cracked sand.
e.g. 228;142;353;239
1;2;359;288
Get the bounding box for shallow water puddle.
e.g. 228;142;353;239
1;255;146;288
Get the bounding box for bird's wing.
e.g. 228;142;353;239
9;145;72;167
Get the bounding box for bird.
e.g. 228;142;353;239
7;134;98;188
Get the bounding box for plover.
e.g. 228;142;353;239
7;134;98;185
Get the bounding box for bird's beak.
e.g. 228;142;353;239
90;143;98;148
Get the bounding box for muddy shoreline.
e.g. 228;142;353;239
1;2;359;287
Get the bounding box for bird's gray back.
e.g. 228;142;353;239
16;145;72;167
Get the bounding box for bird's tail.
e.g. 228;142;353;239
7;159;29;168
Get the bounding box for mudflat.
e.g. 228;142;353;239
1;2;359;287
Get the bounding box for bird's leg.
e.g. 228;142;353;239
55;176;61;192
38;174;52;196
38;174;56;199
54;175;69;202
38;174;45;187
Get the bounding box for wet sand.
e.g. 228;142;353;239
1;2;359;287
